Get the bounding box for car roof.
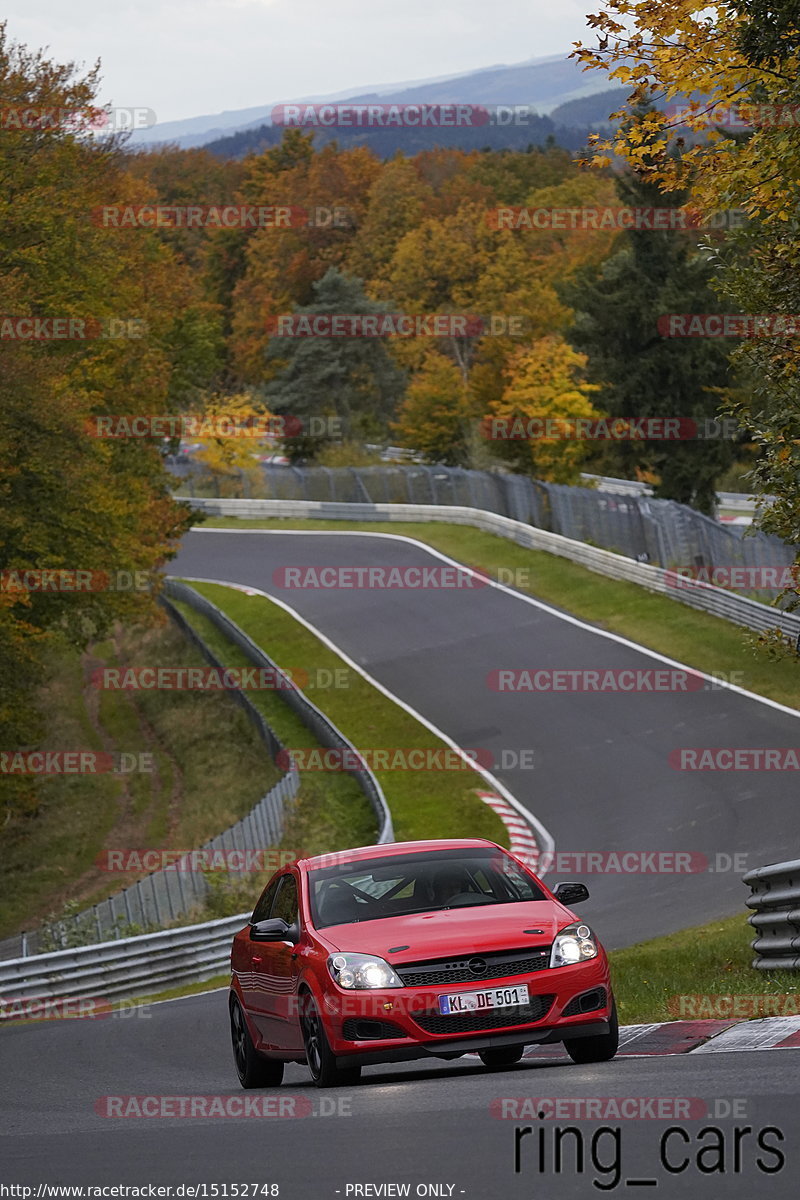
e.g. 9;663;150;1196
296;838;503;871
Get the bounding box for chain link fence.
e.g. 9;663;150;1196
164;579;393;845
174;464;796;602
1;582;392;961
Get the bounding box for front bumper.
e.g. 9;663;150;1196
320;957;612;1060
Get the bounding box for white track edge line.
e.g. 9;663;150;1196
175;574;556;867
189;525;800;721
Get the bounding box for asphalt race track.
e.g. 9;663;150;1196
170;529;800;945
3;526;799;1198
1;990;799;1197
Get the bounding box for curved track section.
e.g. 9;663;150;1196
4;526;800;1197
172;529;800;946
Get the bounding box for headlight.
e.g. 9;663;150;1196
550;923;598;968
327;952;403;989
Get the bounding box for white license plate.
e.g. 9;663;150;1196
438;984;530;1015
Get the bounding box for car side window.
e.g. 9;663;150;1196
251;875;280;923
272;874;299;926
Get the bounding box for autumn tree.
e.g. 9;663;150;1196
484;336;605;482
572;0;800;592
0;25;213;821
392;352;473;464
229;135;380;381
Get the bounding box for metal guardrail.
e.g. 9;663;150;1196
0;913;247;1007
0;773;298;964
0;583;395;994
174;463;795;600
1;580;393;962
0;594;301;962
164;580;394;845
184;498;800;642
744;861;800;970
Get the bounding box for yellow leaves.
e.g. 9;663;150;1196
392;351;472;464
485;336;606;483
572;1;800;224
193;393;274;474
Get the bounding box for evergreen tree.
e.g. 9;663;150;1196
565;166;736;513
263;268;406;458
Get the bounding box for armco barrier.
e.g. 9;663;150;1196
0;913;247;1007
183;498;800;641
0;580;393;963
744;860;800;970
163;578;394;845
174;462;794;599
0;595;300;962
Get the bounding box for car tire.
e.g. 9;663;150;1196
230;994;285;1089
478;1045;525;1068
300;992;361;1089
563;999;619;1064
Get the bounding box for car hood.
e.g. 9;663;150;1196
315;901;571;960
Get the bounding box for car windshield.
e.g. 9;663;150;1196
308;847;546;927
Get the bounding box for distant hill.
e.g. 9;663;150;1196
549;87;631;129
199;83;637;162
201;113;579;161
128;54;630;152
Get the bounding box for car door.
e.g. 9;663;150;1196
250;871;304;1051
239;874;280;1039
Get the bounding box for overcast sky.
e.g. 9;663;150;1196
5;0;599;123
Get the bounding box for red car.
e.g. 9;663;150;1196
229;838;617;1088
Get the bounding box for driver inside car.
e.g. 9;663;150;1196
430;864;475;906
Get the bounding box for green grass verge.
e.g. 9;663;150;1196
167;597;377;860
176;581;509;848
0;621;281;939
195;517;800;709
611;913;800;1025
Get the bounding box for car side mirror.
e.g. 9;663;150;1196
249;917;298;942
554;882;590;906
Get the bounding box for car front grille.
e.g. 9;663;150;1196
412;994;555;1036
395;947;551;988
